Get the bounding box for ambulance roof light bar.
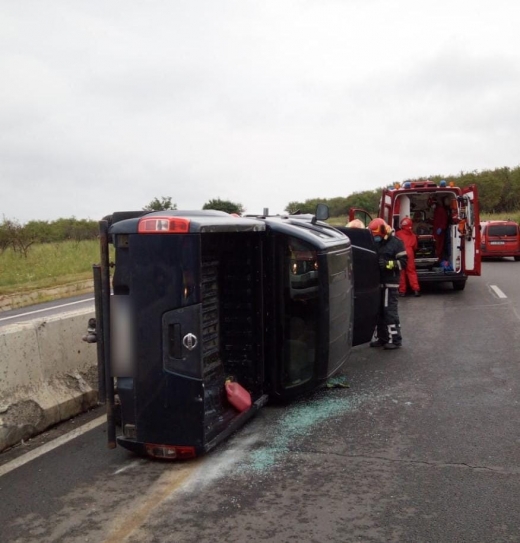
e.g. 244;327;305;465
392;180;444;190
388;179;458;191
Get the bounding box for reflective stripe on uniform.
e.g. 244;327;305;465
388;323;398;343
396;250;407;270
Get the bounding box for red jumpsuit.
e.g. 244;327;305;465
432;205;449;259
396;227;420;294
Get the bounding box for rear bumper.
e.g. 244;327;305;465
417;271;467;284
481;252;520;258
116;394;269;459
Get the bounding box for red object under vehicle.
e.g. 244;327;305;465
225;381;252;412
480;220;520;261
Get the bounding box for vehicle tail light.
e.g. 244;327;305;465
144;444;196;460
138;217;190;234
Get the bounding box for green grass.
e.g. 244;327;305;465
481;212;520;223
0;240;100;296
1;210;519;298
328;215;349;226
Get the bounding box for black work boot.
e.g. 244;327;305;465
369;339;386;348
384;343;401;350
414;291;421;297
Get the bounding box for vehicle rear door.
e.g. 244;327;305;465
486;223;519;255
335;227;380;346
462;184;481;275
348;208;373;226
349;189;392;226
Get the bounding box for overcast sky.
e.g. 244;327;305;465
1;0;519;223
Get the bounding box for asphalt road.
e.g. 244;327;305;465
0;293;95;328
1;259;520;543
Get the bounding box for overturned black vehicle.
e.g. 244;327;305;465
88;207;380;460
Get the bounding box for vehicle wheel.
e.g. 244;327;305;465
514;256;520;261
453;281;466;291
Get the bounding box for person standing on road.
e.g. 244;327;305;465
368;218;408;350
396;217;421;297
431;196;449;259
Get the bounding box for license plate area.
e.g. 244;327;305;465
490;241;505;245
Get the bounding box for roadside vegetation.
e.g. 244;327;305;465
2;167;520;297
2;211;518;298
0;197;244;298
288;165;520;216
0;240;99;296
0;217;100;296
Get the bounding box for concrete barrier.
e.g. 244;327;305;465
0;307;98;453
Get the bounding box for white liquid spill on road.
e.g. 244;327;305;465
177;434;262;496
176;389;371;497
113;459;146;475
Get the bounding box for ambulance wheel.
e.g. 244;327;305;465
514;256;520;261
453;281;466;291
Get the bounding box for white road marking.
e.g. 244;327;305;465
0;298;94;322
0;415;106;477
490;285;507;299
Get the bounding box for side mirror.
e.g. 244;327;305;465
313;204;330;223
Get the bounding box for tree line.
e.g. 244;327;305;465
3;166;520;256
0;217;99;257
0;197;245;256
286;165;520;216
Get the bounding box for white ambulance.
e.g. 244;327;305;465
349;180;481;291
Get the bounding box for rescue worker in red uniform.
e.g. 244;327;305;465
432;197;449;259
368;218;408;350
396;217;420;297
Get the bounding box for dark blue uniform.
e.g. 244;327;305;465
372;234;408;348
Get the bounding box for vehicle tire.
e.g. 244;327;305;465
453;281;466;291
514;256;520;261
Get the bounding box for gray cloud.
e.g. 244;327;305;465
1;0;520;222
